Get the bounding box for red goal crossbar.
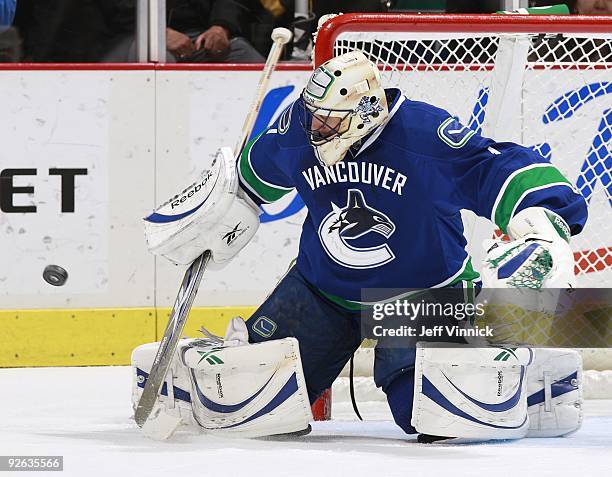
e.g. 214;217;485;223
314;13;612;66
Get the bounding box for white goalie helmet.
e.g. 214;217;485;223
301;51;389;166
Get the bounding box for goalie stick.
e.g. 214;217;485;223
134;250;210;427
135;27;293;430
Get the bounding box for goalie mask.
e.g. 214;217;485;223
301;51;389;166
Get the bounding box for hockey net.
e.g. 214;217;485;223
313;13;612;401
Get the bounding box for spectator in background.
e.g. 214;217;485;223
446;0;502;13
1;0;16;27
105;0;264;62
575;0;612;13
313;0;385;19
0;0;18;62
243;0;294;59
13;0;116;62
530;1;612;14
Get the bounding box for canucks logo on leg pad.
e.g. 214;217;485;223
252;316;277;338
318;189;396;269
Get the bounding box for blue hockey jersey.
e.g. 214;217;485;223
0;0;16;27
238;89;588;305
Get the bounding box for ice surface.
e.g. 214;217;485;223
1;367;611;477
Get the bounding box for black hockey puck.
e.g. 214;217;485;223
43;265;68;286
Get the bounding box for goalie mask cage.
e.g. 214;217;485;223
313;13;612;400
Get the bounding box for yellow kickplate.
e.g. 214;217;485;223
155;306;257;340
0;308;156;367
0;306;257;368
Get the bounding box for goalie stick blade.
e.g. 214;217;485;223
256;425;313;441
134;250;211;428
140;404;183;441
417;433;457;444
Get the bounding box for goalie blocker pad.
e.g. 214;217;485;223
132;337;313;439
143;147;260;267
412;343;582;441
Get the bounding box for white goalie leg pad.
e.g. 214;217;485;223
131;340;199;439
526;348;583;437
412;342;533;440
181;337;313;438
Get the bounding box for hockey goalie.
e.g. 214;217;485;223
135;51;587;442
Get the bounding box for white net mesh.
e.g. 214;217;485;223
315;15;612;389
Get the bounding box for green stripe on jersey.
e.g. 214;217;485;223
318;258;479;311
318;288;365;311
494;165;571;233
239;131;293;203
447;257;480;287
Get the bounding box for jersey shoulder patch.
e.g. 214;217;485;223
277;102;294;135
436;116;476;149
273;100;312;151
384;100;475;156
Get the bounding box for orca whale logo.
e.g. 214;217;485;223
318;189;396;269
